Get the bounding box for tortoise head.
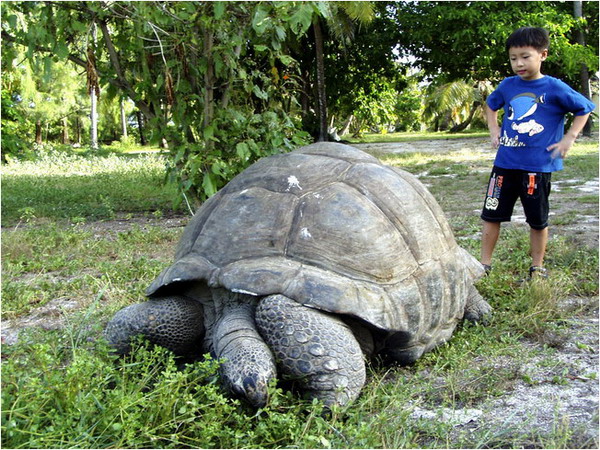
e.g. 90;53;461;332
219;340;277;408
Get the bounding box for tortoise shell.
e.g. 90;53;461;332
147;142;482;343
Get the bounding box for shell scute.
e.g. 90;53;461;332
223;151;351;196
287;182;414;283
189;188;297;267
342;162;455;265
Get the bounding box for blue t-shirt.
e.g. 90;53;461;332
487;75;595;172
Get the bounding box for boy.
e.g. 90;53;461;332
481;27;595;278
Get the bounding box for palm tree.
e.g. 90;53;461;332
310;2;374;141
423;80;493;132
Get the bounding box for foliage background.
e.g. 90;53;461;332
2;1;598;199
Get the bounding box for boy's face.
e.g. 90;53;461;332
508;46;548;81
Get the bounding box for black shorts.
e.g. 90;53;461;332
480;166;551;230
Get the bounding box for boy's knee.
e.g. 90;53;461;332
528;222;548;231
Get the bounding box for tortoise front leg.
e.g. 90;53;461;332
211;292;277;409
255;295;366;407
104;296;205;355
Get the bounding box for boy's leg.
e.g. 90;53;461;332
481;220;501;266
480;167;519;268
530;227;548;267
520;172;551;271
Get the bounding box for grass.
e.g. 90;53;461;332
1;149;183;225
346;129;489;144
1;224;179;318
2;134;598;448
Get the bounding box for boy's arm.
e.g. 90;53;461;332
547;113;591;159
485;105;500;149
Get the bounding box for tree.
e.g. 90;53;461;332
1;71;30;160
321;2;409;135
3;1;313;202
423;80;493;132
12;56;85;146
392;1;599;85
292;2;375;141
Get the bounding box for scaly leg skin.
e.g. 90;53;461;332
463;286;492;323
211;298;277;409
255;295;366;407
104;296;205;355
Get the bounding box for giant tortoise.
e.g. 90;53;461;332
105;142;491;407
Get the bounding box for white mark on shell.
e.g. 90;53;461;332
286;175;302;191
300;227;312;239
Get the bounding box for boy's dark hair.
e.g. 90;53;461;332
506;27;549;52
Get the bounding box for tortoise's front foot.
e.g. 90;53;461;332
255;295;366;407
104;296;205;355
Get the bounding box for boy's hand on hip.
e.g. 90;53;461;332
547;135;576;159
490;129;500;149
549;114;590;159
491;135;500;149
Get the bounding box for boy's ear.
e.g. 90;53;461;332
540;49;548;60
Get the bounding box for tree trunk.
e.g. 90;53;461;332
449;102;480;133
313;18;328;142
300;66;310;117
136;111;147;146
75;116;81;144
573;0;592;136
339;115;354;137
89;22;99;150
203;27;215;132
35;119;43;144
61;117;70;144
120;98;128;138
90;87;98;149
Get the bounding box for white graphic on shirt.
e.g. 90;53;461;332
511;119;544;136
499;130;526;148
501;92;547;147
485;197;499;210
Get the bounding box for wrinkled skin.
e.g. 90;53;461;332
105;287;490;407
105;290;370;407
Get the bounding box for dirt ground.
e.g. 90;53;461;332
2;137;598;446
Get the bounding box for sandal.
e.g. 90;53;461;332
529;266;548;279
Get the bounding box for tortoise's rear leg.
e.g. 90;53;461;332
255;295;366;407
104;296;204;355
463;286;492;323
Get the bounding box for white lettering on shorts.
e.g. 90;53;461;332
485;197;499;210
